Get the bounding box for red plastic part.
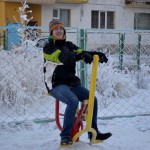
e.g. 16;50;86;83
55;99;88;142
55;100;63;131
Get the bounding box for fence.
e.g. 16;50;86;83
85;29;150;118
0;26;150;123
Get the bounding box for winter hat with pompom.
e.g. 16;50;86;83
49;19;66;40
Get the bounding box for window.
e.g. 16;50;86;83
134;13;150;30
107;12;114;29
91;11;99;28
53;9;70;27
100;12;105;29
91;11;115;29
53;9;59;19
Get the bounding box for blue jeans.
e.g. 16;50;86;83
50;84;100;139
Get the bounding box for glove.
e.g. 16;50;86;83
76;52;93;64
82;52;93;64
94;52;108;63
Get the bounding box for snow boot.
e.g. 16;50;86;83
59;137;73;148
89;132;112;144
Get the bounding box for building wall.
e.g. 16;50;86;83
41;0;150;30
0;2;6;26
28;4;41;26
1;0;150;29
41;3;81;27
0;2;41;26
123;7;150;29
78;2;124;29
5;2;22;24
42;1;125;29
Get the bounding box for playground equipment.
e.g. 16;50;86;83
55;55;101;144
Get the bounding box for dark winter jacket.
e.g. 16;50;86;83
43;37;83;93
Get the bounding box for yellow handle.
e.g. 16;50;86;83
86;55;99;129
72;55;99;142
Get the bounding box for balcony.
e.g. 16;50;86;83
125;0;150;7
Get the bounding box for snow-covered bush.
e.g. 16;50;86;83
0;1;48;116
94;55;150;108
136;64;150;89
0;49;46;113
16;0;33;42
88;55;136;108
13;0;39;46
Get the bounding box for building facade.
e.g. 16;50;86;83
0;0;150;29
41;0;150;30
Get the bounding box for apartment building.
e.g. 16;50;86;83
0;0;150;30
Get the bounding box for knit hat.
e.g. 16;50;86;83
49;19;65;35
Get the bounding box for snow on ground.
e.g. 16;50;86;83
0;115;150;150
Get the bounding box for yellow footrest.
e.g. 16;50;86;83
90;139;103;144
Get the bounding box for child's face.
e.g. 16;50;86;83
52;26;64;39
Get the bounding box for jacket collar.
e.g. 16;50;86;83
48;35;66;46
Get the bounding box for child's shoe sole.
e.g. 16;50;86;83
59;143;74;148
